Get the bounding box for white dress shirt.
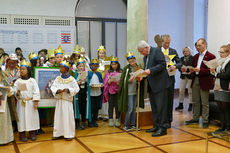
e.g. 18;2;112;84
196;50;207;74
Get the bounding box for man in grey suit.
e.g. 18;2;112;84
161;34;182;128
138;40;171;137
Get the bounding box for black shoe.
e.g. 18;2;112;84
152;129;167;137
203;123;209;129
188;104;193;111
80;122;85;130
213;128;225;134
185;119;199;125
65;138;73;141
146;127;158;133
52;136;62;140
165;123;171;129
36;128;45;135
93;123;98;127
88;123;93;127
175;103;183;110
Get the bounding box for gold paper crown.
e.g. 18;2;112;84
73;45;80;54
54;45;65;56
90;59;99;64
60;60;71;69
111;56;119;62
97;45;106;52
76;58;85;65
29;52;38;61
47;49;55;58
125;52;135;60
20;60;31;68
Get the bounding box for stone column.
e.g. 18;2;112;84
127;0;148;67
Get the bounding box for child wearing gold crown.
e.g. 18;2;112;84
103;57;122;127
13;60;40;142
29;52;39;77
73;58;92;130
44;49;56;67
118;52;144;132
97;45;110;120
88;59;103;127
54;45;65;67
51;61;79;140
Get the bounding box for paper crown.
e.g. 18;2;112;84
29;52;38;61
125;52;135;60
111;56;119;63
77;58;85;65
54;45;65;56
20;60;31;68
73;45;80;54
97;45;106;52
60;60;71;69
90;59;99;65
47;49;55;58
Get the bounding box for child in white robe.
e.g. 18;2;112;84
14;60;40;142
51;61;79;140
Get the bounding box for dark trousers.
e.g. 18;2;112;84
108;93;120;119
166;76;175;124
217;101;230;129
149;89;168;130
91;96;101;123
78;86;87;122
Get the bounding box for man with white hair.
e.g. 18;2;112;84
138;40;171;137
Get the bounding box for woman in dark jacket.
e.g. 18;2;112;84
175;47;193;111
211;44;230;134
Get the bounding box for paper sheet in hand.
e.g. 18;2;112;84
18;82;27;91
109;73;121;82
78;71;87;80
102;60;111;65
203;59;219;69
167;68;177;76
0;87;7;112
181;65;195;74
130;69;147;79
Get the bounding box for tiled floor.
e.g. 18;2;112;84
1;99;230;153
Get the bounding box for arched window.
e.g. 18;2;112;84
75;0;127;66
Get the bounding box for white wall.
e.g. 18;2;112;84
0;0;78;17
208;0;230;57
147;0;206;88
76;0;126;18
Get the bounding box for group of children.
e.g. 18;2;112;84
0;45;144;145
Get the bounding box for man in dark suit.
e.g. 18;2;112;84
185;38;216;128
138;40;171;137
161;34;182;128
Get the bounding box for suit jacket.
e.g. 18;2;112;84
179;55;193;79
191;51;216;91
144;47;171;93
216;61;230;91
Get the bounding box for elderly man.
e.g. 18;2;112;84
185;38;216;128
161;34;182;128
138;40;170;137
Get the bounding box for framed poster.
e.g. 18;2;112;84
0;86;8;112
34;67;60;108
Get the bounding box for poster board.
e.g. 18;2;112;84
34;67;60;108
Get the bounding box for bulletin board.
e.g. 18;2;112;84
0;24;75;58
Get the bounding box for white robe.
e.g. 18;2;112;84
14;78;40;132
51;76;79;138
